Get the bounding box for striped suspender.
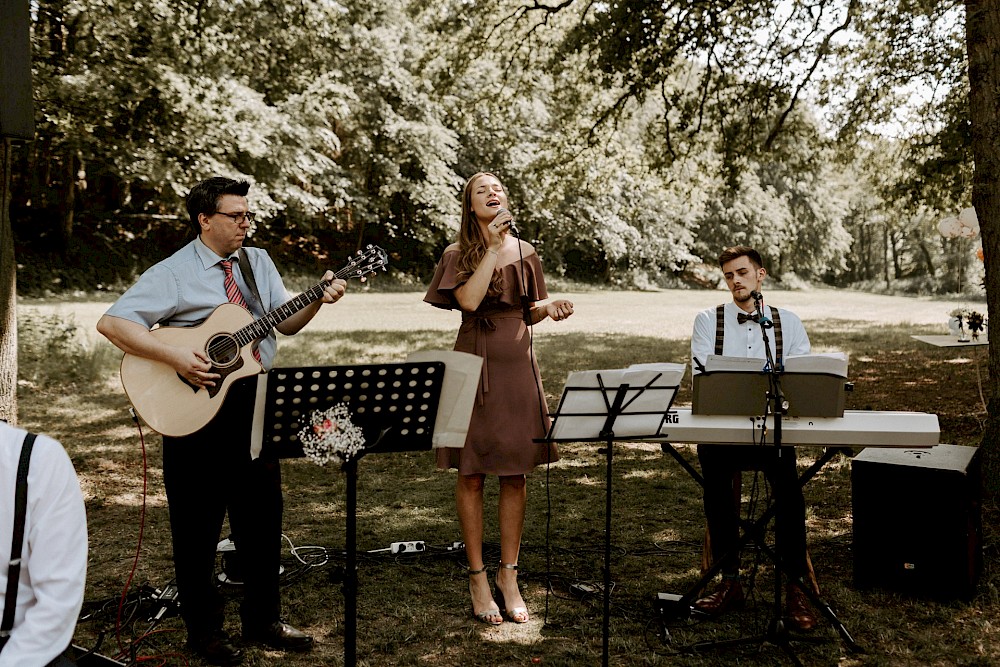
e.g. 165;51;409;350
0;433;37;648
771;306;783;365
714;305;725;355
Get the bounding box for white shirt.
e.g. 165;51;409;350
691;301;810;373
0;423;87;667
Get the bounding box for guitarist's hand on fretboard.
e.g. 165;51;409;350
319;272;347;304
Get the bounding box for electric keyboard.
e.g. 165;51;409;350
658;408;939;448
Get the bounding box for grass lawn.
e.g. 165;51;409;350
15;289;996;666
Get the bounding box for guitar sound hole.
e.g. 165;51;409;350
207;333;241;366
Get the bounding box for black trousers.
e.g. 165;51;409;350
162;377;283;640
697;444;809;580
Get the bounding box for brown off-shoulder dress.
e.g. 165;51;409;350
423;239;559;475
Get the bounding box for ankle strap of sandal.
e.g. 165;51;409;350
498;562;518;571
468;566;488;576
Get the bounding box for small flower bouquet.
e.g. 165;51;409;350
297;403;366;466
949;307;987;342
967;311;986;341
949;307;967;339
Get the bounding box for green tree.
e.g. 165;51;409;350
496;0;999;493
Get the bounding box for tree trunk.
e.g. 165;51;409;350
918;240;936;278
883;223;891;289
0;139;18;424
965;0;1000;498
890;230;903;279
58;149;76;250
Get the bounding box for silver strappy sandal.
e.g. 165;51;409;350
469;566;502;626
495;562;529;623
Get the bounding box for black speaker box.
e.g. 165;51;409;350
0;0;35;139
852;444;982;600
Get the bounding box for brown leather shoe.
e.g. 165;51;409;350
693;578;745;616
785;583;817;631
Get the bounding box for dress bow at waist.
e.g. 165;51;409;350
460;311;524;404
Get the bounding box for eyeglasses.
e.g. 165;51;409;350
213;210;256;224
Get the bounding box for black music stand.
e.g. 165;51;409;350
543;364;684;667
255;362;446;667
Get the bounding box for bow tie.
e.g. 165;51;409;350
737;311;757;324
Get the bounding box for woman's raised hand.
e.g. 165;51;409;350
546;299;574;321
487;209;514;248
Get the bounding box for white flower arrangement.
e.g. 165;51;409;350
948;307;987;341
297;403;367;466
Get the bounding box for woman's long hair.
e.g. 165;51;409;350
456;172;506;298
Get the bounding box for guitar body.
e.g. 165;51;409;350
120;303;263;437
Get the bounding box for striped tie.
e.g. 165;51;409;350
220;259;261;362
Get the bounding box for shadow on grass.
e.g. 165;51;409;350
17;325;1000;666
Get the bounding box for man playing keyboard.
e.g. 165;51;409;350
689;245;816;631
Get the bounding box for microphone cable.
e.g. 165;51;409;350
113;408;152;663
510;225;560;622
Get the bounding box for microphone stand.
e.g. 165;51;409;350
752;294;800;660
742;294;838;664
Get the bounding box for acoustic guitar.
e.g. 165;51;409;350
119;244;388;436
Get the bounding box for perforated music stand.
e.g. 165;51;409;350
544;364;684;667
254;362;446;667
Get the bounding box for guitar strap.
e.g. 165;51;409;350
237;248;264;311
0;432;38;653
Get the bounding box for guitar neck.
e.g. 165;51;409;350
233;266;351;348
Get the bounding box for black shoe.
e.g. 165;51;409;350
188;631;244;666
243;621;314;651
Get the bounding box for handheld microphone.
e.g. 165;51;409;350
495;207;519;236
750;290;763;301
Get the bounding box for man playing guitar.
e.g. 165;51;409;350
97;177;346;665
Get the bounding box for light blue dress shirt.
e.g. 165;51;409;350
104;237;291;369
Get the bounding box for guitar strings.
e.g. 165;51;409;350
202;247;385;365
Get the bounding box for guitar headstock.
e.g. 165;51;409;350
339;244;389;282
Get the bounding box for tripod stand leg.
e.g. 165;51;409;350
793;577;864;653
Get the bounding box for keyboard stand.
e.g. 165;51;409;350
658;444;863;662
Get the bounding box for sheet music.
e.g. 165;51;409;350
704;355;769;373
406;350;483;448
549;364;684;440
784;352;849;377
703;353;849;377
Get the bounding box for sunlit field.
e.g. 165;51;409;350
15;289;995;667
